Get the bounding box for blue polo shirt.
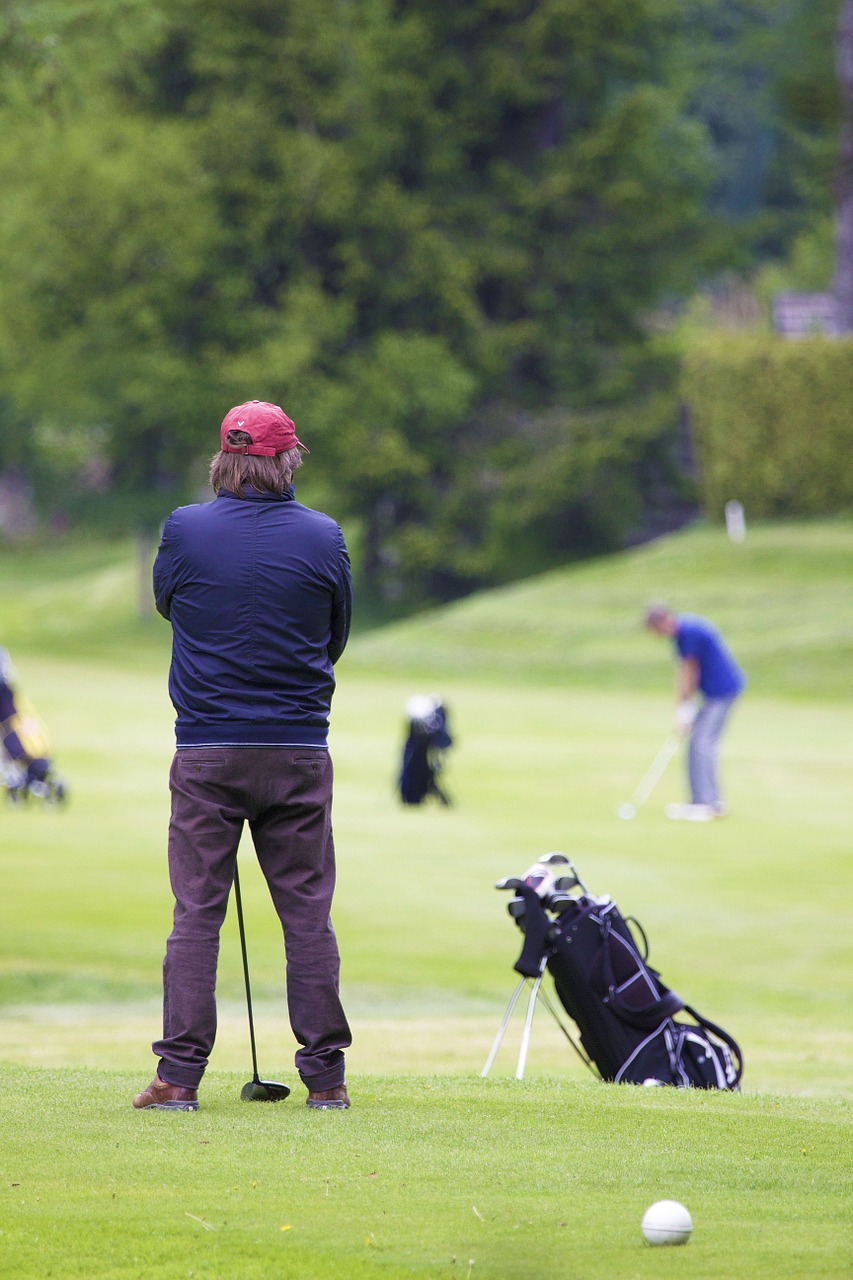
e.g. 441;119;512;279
675;615;746;699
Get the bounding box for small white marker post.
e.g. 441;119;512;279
725;499;746;544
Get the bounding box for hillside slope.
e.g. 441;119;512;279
344;520;853;698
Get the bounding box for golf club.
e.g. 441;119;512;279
233;861;291;1102
616;733;681;819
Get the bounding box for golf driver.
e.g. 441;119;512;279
616;733;681;819
233;862;291;1102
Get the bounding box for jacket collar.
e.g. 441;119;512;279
219;485;295;503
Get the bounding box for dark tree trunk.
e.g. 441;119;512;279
835;0;853;331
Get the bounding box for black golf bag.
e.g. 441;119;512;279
398;696;452;806
497;855;742;1089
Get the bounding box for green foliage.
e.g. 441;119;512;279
753;216;837;302
2;0;843;604
411;381;694;600
0;0;707;593
764;0;842;246
675;0;782;258
0;13;228;524
675;0;841;268
683;335;853;518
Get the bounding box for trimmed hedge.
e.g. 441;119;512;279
682;334;853;517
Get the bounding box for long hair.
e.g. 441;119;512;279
209;430;303;496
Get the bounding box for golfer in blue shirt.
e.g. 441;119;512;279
644;605;746;821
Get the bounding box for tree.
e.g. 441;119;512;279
673;0;785;269
835;0;853;329
0;0;708;605
755;0;841;270
0;4;229;523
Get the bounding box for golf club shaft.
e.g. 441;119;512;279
631;734;681;807
233;862;260;1082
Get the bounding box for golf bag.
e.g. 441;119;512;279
398;695;452;806
497;855;742;1089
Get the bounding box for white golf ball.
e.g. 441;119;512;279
616;803;636;820
641;1199;693;1246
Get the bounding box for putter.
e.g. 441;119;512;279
233;862;291;1102
616;733;681;819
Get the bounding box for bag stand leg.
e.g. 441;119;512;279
480;976;527;1078
481;958;548;1080
516;961;546;1080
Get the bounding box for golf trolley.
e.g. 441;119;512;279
1;647;67;807
2;755;66;806
482;853;742;1090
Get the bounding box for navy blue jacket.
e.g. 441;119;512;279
154;487;352;748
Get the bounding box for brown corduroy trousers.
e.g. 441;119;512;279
152;747;351;1092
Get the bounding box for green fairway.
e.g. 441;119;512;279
1;521;852;1278
2;1073;850;1280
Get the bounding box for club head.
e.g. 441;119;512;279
552;875;580;891
240;1079;291;1102
616;802;637;821
495;876;523;891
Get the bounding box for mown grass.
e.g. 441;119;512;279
1;521;852;1278
2;666;851;1096
2;1073;850;1280
345;519;853;697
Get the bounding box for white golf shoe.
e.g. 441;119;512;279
664;803;717;822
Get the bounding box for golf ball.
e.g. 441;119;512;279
641;1199;692;1246
616;803;636;820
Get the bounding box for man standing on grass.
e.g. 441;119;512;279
133;400;353;1112
644;604;746;822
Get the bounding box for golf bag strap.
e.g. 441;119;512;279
623;915;649;961
513;886;553;978
599;914;685;1028
683;1004;744;1085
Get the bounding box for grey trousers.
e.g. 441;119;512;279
153;747;351;1092
688;697;739;806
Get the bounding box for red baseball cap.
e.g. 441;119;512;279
220;401;308;455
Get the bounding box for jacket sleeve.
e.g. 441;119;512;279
328;528;353;665
152;516;177;621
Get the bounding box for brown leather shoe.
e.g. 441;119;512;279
133;1074;199;1111
306;1085;350;1110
